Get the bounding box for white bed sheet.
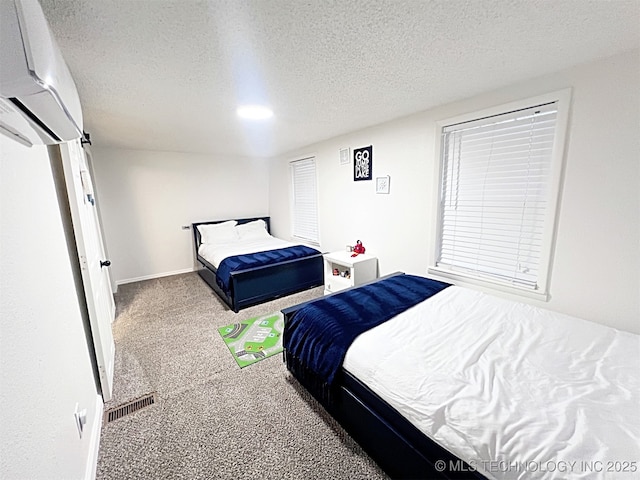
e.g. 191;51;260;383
198;236;298;268
343;286;640;480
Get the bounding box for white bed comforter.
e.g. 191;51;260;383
343;286;640;480
198;236;297;268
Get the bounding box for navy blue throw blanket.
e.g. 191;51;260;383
216;245;320;295
284;274;450;404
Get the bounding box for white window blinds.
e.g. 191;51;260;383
436;102;558;290
291;157;319;243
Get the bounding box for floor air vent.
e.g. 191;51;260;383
104;393;156;424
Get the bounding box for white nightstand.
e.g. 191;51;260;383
323;251;378;295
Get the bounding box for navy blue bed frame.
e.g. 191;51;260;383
281;273;487;480
192;217;324;313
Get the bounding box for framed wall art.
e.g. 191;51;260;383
376;175;390;194
353;145;373;181
339;148;350;165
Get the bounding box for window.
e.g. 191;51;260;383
431;91;570;297
290;157;319;243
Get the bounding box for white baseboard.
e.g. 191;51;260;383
116;267;196;286
85;394;103;480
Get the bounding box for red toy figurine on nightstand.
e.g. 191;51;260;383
351;239;365;257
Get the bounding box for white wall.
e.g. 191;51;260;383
269;50;640;334
0;137;102;479
91;148;270;284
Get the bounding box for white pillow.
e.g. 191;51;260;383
236;219;270;241
197;221;239;245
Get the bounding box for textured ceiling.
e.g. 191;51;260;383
39;0;640;158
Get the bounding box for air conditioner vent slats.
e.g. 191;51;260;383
103;392;156;425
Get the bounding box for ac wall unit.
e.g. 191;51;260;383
0;0;83;147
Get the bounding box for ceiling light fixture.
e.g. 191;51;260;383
237;105;274;120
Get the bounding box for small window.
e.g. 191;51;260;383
431;91;570;297
290;157;319;243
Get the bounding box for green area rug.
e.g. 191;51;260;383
217;312;284;368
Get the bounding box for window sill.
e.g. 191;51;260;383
427;267;550;302
291;235;320;248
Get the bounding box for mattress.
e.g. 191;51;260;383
198;236;296;268
343;286;640;480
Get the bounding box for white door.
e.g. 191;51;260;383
84;145;116;295
60;139;115;401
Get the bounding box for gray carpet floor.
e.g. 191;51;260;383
96;272;389;480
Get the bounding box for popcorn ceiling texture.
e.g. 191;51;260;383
96;273;388;480
40;0;639;157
